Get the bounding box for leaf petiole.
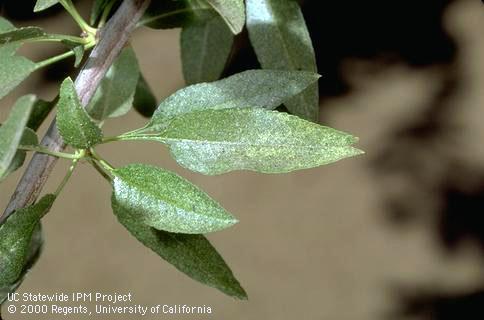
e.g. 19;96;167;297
54;157;79;196
18;145;82;160
98;0;117;28
60;0;97;35
89;149;114;172
35;41;95;70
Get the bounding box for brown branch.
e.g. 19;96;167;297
1;0;151;223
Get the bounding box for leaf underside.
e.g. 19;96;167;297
113;198;247;299
148;69;320;131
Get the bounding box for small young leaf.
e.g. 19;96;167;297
181;11;234;84
0;27;46;45
0;95;35;181
205;0;245;34
113;199;247;299
149;108;363;175
34;0;60;12
112;164;238;234
0;195;55;288
61;40;85;67
87;47;140;120
4;128;39;179
246;0;319;121
27;99;55;131
57;78;103;148
0;18;36;100
133;74;157;118
148;69;320;131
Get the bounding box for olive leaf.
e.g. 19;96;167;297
3;128;39;181
0;195;56;289
246;0;319;121
87;47;140;120
0;18;36;100
0;27;46;45
205;0;245;34
0;95;35;182
34;0;60;12
0;223;44;305
61;40;85;67
133;74;158;118
181;11;234;84
140;0;209;29
112;164;238;234
139;108;362;175
56;78;103;148
27;99;56;131
146;69;320;131
113;199;247;299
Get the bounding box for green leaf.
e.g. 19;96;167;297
0;195;55;289
0;18;36;100
3;128;39;180
205;0;245;34
87;47;140;121
112;199;247;299
147;108;363;175
0;95;35;181
56;78;103;148
140;0;209;29
1;224;44;305
147;69;320;131
0;27;46;45
34;0;60;12
181;11;234;84
112;164;238;234
27;99;55;131
61;40;85;67
246;0;319;121
133;74;157;118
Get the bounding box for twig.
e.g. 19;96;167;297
1;0;151;223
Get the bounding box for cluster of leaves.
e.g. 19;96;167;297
0;0;362;304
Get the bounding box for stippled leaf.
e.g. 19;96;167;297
112;164;238;234
0;195;55;289
0;95;35;182
57;78;103;148
113;199;247;299
181;11;234;84
0;18;36;100
0;223;44;305
141;108;362;175
34;0;60;12
246;0;319;121
206;0;245;34
87;47;140;120
133;74;157;118
147;69;320;131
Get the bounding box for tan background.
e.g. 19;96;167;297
1;0;484;319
